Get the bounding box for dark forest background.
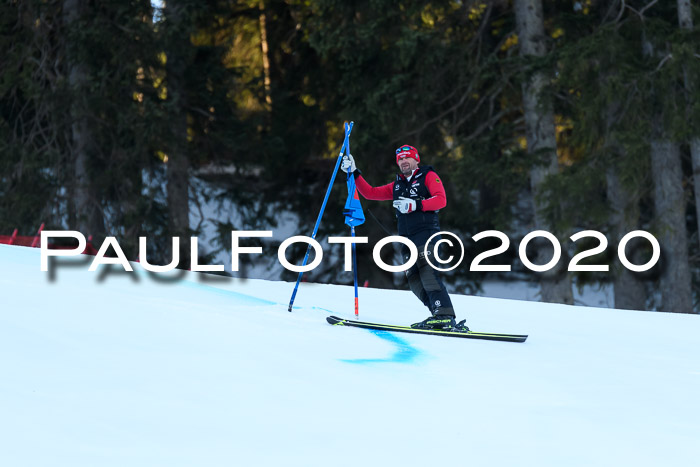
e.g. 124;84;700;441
1;0;699;313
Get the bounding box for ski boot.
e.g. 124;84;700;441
411;314;456;330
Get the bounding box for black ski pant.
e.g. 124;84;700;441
401;231;455;318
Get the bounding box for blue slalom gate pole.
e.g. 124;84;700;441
288;121;354;312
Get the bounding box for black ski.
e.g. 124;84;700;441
326;315;527;343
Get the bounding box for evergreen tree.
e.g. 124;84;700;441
514;0;574;304
552;0;696;312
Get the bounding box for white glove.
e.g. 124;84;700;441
392;196;417;214
341;153;357;173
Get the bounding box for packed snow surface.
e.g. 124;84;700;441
1;244;699;467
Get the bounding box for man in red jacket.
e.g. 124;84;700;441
341;145;468;331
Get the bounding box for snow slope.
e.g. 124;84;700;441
1;244;699;467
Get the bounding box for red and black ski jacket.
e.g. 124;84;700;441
353;165;446;237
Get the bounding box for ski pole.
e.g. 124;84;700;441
288;121;354;312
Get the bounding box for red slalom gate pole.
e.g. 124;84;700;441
31;223;45;248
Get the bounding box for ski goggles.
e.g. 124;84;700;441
395;145;420;164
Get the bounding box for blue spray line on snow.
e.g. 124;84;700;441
182;278;341;312
180;276;421;364
341;330;421;365
180;279;278;306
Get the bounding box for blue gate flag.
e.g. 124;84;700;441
344;175;365;227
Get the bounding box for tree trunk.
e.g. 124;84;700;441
514;0;573;305
650;140;693;313
116;147;143;260
691;138;700;251
677;0;700;251
678;0;692;29
605;168;646;310
164;0;191;268
259;0;272;108
640;9;695;314
62;0;104;240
